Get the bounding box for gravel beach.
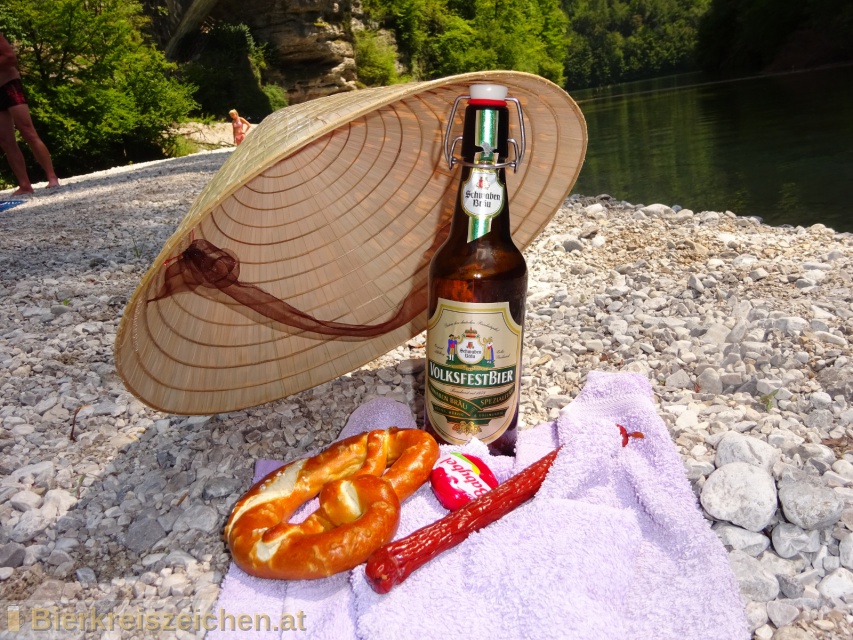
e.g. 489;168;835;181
1;148;852;639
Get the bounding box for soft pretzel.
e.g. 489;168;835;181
225;428;439;580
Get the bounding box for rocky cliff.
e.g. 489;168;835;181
145;0;363;103
213;0;363;102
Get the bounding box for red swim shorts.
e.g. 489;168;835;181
0;78;27;111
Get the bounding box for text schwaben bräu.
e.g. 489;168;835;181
425;299;522;444
3;605;307;633
460;108;505;241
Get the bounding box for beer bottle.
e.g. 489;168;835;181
424;83;528;456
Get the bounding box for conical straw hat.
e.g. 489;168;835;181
115;70;587;415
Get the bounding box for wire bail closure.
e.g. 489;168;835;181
443;94;526;172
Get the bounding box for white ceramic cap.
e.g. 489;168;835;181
470;83;508;101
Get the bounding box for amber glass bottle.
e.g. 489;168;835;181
424;84;527;456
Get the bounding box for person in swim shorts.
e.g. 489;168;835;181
0;32;59;196
229;109;251;146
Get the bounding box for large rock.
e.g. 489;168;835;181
10;461;55;485
773;317;809;336
640;203;675;217
0;542;25;568
841;534;853;570
809;391;832;410
701;463;777;532
816;365;853;402
771;523;820;558
212;0;360;102
665;369;692;389
728;550;780;602
778;479;844;530
684;458;715;480
124;517;167;553
817;567;853;599
715;433;780;472
767;430;805;455
765;600;799;628
696;368;723;394
10;510;49;543
146;0;364;102
172;504;220;534
10;490;43;512
202;477;243;500
27;578;65;604
777;574;804;599
76;567;97;584
758;550;805;578
797;443;836;467
714;523;770;556
745;601;768;632
41;489;77;519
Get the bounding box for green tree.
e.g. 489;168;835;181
0;0;196;182
362;0;448;79
354;30;403;86
180;23;287;121
562;0;710;88
361;0;569;85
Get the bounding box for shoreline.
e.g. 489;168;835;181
0;151;852;639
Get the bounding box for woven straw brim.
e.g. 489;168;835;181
115;70;587;415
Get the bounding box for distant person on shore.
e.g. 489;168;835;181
0;33;59;196
229;109;251;146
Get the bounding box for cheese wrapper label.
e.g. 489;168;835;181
429;452;499;510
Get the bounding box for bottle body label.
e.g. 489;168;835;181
425;298;522;444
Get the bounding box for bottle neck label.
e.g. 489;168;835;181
425;298;522;445
460;109;505;241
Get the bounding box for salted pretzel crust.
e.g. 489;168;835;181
224;428;439;580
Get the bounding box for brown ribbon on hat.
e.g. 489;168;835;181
149;235;446;338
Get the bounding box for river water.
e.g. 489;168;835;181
570;65;853;233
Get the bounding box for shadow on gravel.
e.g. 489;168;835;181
8;361;411;606
0;151;231;281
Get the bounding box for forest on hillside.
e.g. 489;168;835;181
358;0;853;88
355;0;709;88
0;0;850;187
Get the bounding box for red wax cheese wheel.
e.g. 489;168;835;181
430;452;499;510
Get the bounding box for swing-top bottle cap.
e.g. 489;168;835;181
469;83;508;104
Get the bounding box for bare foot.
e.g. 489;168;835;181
47;178;60;188
11;186;34;196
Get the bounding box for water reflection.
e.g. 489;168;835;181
571;66;853;232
